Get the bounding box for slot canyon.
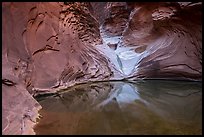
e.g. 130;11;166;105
2;2;202;135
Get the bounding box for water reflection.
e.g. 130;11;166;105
34;80;202;135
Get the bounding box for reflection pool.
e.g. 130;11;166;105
34;80;202;135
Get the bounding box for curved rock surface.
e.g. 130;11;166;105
94;2;202;80
2;2;202;135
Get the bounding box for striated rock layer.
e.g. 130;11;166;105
2;2;202;135
94;2;202;80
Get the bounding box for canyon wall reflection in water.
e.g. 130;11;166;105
34;80;202;135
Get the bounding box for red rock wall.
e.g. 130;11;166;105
2;2;113;92
128;3;202;80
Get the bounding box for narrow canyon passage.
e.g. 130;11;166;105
2;2;202;135
98;30;142;76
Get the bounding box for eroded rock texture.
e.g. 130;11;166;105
2;2;202;135
94;2;202;80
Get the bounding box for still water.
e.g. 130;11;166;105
34;80;202;135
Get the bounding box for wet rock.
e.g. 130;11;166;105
2;82;41;135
